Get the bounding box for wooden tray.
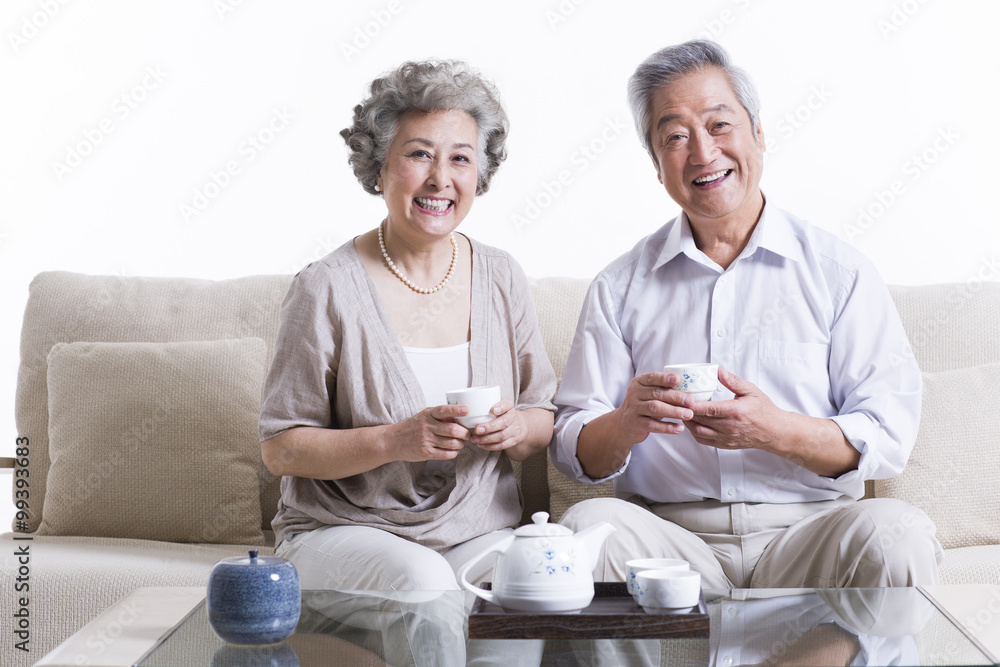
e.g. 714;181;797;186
468;582;709;639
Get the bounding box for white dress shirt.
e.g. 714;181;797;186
551;203;922;504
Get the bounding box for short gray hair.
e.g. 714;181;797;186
627;40;761;164
341;60;509;196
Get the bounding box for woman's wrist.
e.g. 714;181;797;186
370;421;399;467
502;407;554;462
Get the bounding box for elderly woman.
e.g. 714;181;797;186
260;60;556;593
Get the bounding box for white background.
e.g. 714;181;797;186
2;0;997;529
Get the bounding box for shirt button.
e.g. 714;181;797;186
727;487;736;496
717;328;726;337
723;657;733;665
728;607;738;617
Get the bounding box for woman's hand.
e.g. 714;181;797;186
469;400;554;461
262;403;553;480
468;399;524;451
387;404;472;463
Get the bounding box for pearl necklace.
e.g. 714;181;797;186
378;221;457;295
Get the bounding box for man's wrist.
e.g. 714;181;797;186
766;412;860;477
577;411;635;479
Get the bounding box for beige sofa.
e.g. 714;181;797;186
3;270;1000;665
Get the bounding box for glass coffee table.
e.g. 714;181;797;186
38;585;1000;666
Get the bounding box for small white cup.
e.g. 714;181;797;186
445;385;501;429
663;363;720;401
635;569;701;610
625;558;689;601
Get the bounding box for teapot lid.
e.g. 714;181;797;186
513;511;573;537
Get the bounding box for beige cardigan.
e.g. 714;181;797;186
260;237;557;550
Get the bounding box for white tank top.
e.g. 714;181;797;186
403;342;472;477
402;341;473;408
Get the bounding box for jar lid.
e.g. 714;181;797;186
220;549;289;567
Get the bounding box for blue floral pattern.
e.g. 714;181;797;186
678;372;709;391
529;538;578;577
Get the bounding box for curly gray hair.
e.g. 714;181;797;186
341;60;509;196
627;40;761;167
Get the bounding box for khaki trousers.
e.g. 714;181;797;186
560;496;943;589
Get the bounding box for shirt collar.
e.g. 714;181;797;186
748;201;806;264
650;212;689;272
652;196;804;271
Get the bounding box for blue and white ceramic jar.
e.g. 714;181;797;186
207;550;301;645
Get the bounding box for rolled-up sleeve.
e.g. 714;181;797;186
550;272;636;484
827;258;922;484
259;264;340;442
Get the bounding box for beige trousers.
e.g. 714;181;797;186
278;526;531;666
276;524;513;591
560;496;943;589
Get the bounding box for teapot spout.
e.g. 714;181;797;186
575;521;616;572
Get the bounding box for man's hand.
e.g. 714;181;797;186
686;366;785;452
687;366;861;477
576;371;694;478
614;371;696;445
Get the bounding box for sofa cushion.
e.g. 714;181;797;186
0;533;275;667
14;271;292;535
37;338;267;544
523;277;591;521
889;282;1000;373
937;544;1000;585
872;364;1000;550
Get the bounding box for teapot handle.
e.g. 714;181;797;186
456;534;515;606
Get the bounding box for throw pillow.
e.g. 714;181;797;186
38;338;267;545
872;363;1000;549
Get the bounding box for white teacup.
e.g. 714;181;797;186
625;558;689;602
635;569;701;610
663;363;720;401
445;385;501;429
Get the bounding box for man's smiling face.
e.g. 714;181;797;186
649;66;765;228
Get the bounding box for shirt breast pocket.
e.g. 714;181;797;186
754;339;834;416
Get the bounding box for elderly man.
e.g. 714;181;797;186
551;40;942;589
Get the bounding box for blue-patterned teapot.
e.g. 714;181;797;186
458;511;615;612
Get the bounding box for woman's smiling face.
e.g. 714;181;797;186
379;108;480;241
